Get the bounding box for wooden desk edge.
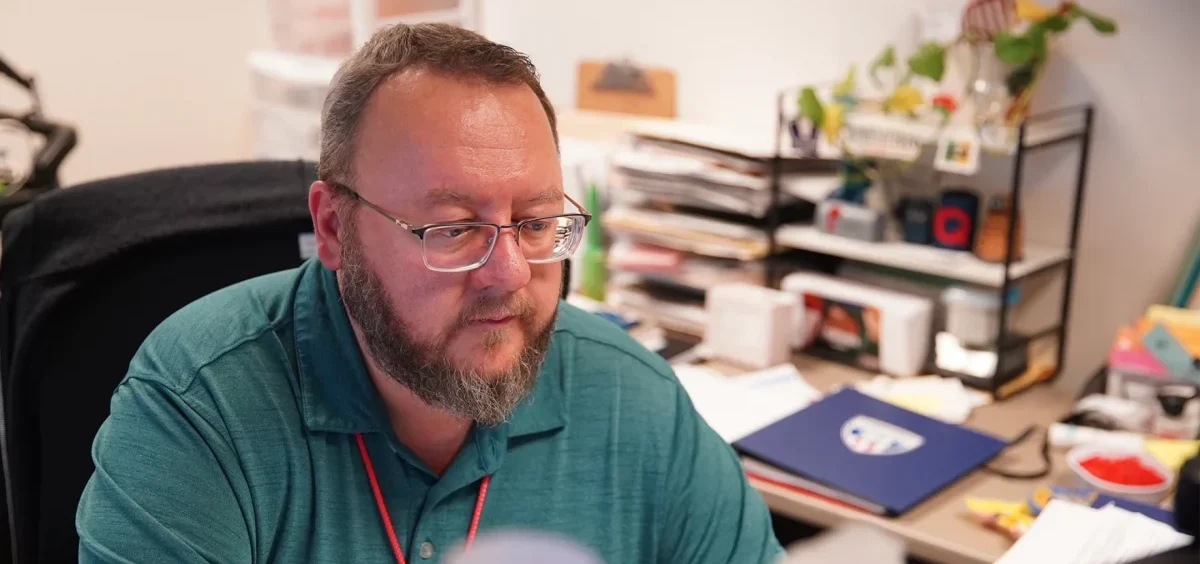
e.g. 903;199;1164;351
752;479;994;564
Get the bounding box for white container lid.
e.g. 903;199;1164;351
941;285;1019;309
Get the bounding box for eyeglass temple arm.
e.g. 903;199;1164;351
343;188;421;231
565;192;592;219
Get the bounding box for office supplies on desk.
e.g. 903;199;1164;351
995;499;1193;564
853;374;991;424
674;363;820;443
1049;422;1200;473
735;388;1008;516
781;272;933;377
1067;446;1173;504
704;283;799;369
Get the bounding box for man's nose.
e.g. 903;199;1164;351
471;227;531;293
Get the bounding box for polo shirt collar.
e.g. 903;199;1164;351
293;259;568;440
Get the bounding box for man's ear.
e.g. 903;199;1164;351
309;181;345;271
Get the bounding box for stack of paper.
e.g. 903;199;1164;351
605;206;771;261
610;147;838;217
853;375;992;424
996;499;1193;564
673;364;822;443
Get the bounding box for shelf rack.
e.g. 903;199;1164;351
765;93;1096;398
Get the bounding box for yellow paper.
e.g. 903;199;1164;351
1145;438;1200;473
966;497;1029;516
884;394;942;417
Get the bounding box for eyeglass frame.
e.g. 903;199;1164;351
328;182;593;273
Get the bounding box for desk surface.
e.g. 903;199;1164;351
739;355;1076;564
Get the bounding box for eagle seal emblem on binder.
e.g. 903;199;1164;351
840;415;925;456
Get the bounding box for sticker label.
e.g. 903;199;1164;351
840;415;925;456
934;126;982;175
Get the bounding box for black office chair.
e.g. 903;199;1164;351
0;160;317;563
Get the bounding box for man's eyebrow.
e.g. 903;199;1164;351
522;189;563;205
422;189;474;207
422;188;563;206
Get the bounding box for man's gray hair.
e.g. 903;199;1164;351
317;23;558;185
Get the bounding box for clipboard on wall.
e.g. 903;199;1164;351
576;59;676;118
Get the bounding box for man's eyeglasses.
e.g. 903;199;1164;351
331;183;592;273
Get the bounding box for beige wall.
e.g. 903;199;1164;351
0;0;269;185
3;0;1196;392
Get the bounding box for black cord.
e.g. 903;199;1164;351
983;424;1051;480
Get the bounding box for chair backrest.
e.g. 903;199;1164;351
0;160;317;563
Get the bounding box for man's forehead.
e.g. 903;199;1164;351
422;187;563;207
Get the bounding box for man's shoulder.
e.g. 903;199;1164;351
127;268;301;393
551;303;687;421
552;302;678;383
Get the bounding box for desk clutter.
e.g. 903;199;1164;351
993;499;1192;564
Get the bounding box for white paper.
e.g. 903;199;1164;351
853;374;979;424
674;364;821;443
996;499;1193;564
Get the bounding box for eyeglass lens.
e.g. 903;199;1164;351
421;215;585;271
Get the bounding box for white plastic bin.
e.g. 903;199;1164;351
941;286;1008;348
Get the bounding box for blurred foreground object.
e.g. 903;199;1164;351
444;530;603;564
779;522;904;564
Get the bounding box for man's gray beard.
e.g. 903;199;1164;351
338;226;554;427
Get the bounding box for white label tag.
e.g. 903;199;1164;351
934;126;982;175
842;114;938;162
298;233;317;260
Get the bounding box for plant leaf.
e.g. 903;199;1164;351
1029;26;1048;59
798;87;825;128
833;65;856;98
1069;5;1117;34
1005;63;1038;95
994;31;1037;65
869;46;895;86
907;41;946;82
1036;14;1069;32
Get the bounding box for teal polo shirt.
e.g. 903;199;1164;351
77;259;783;563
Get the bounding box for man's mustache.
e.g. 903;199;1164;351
453;294;537;330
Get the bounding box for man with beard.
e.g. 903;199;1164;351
77;23;783;564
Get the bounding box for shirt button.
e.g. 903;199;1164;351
419;541;434;560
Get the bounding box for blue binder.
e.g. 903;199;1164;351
735;388;1008;516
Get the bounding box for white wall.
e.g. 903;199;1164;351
2;0;1196;391
0;0;270;185
483;0;1200;390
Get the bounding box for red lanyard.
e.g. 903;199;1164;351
354;433;490;564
